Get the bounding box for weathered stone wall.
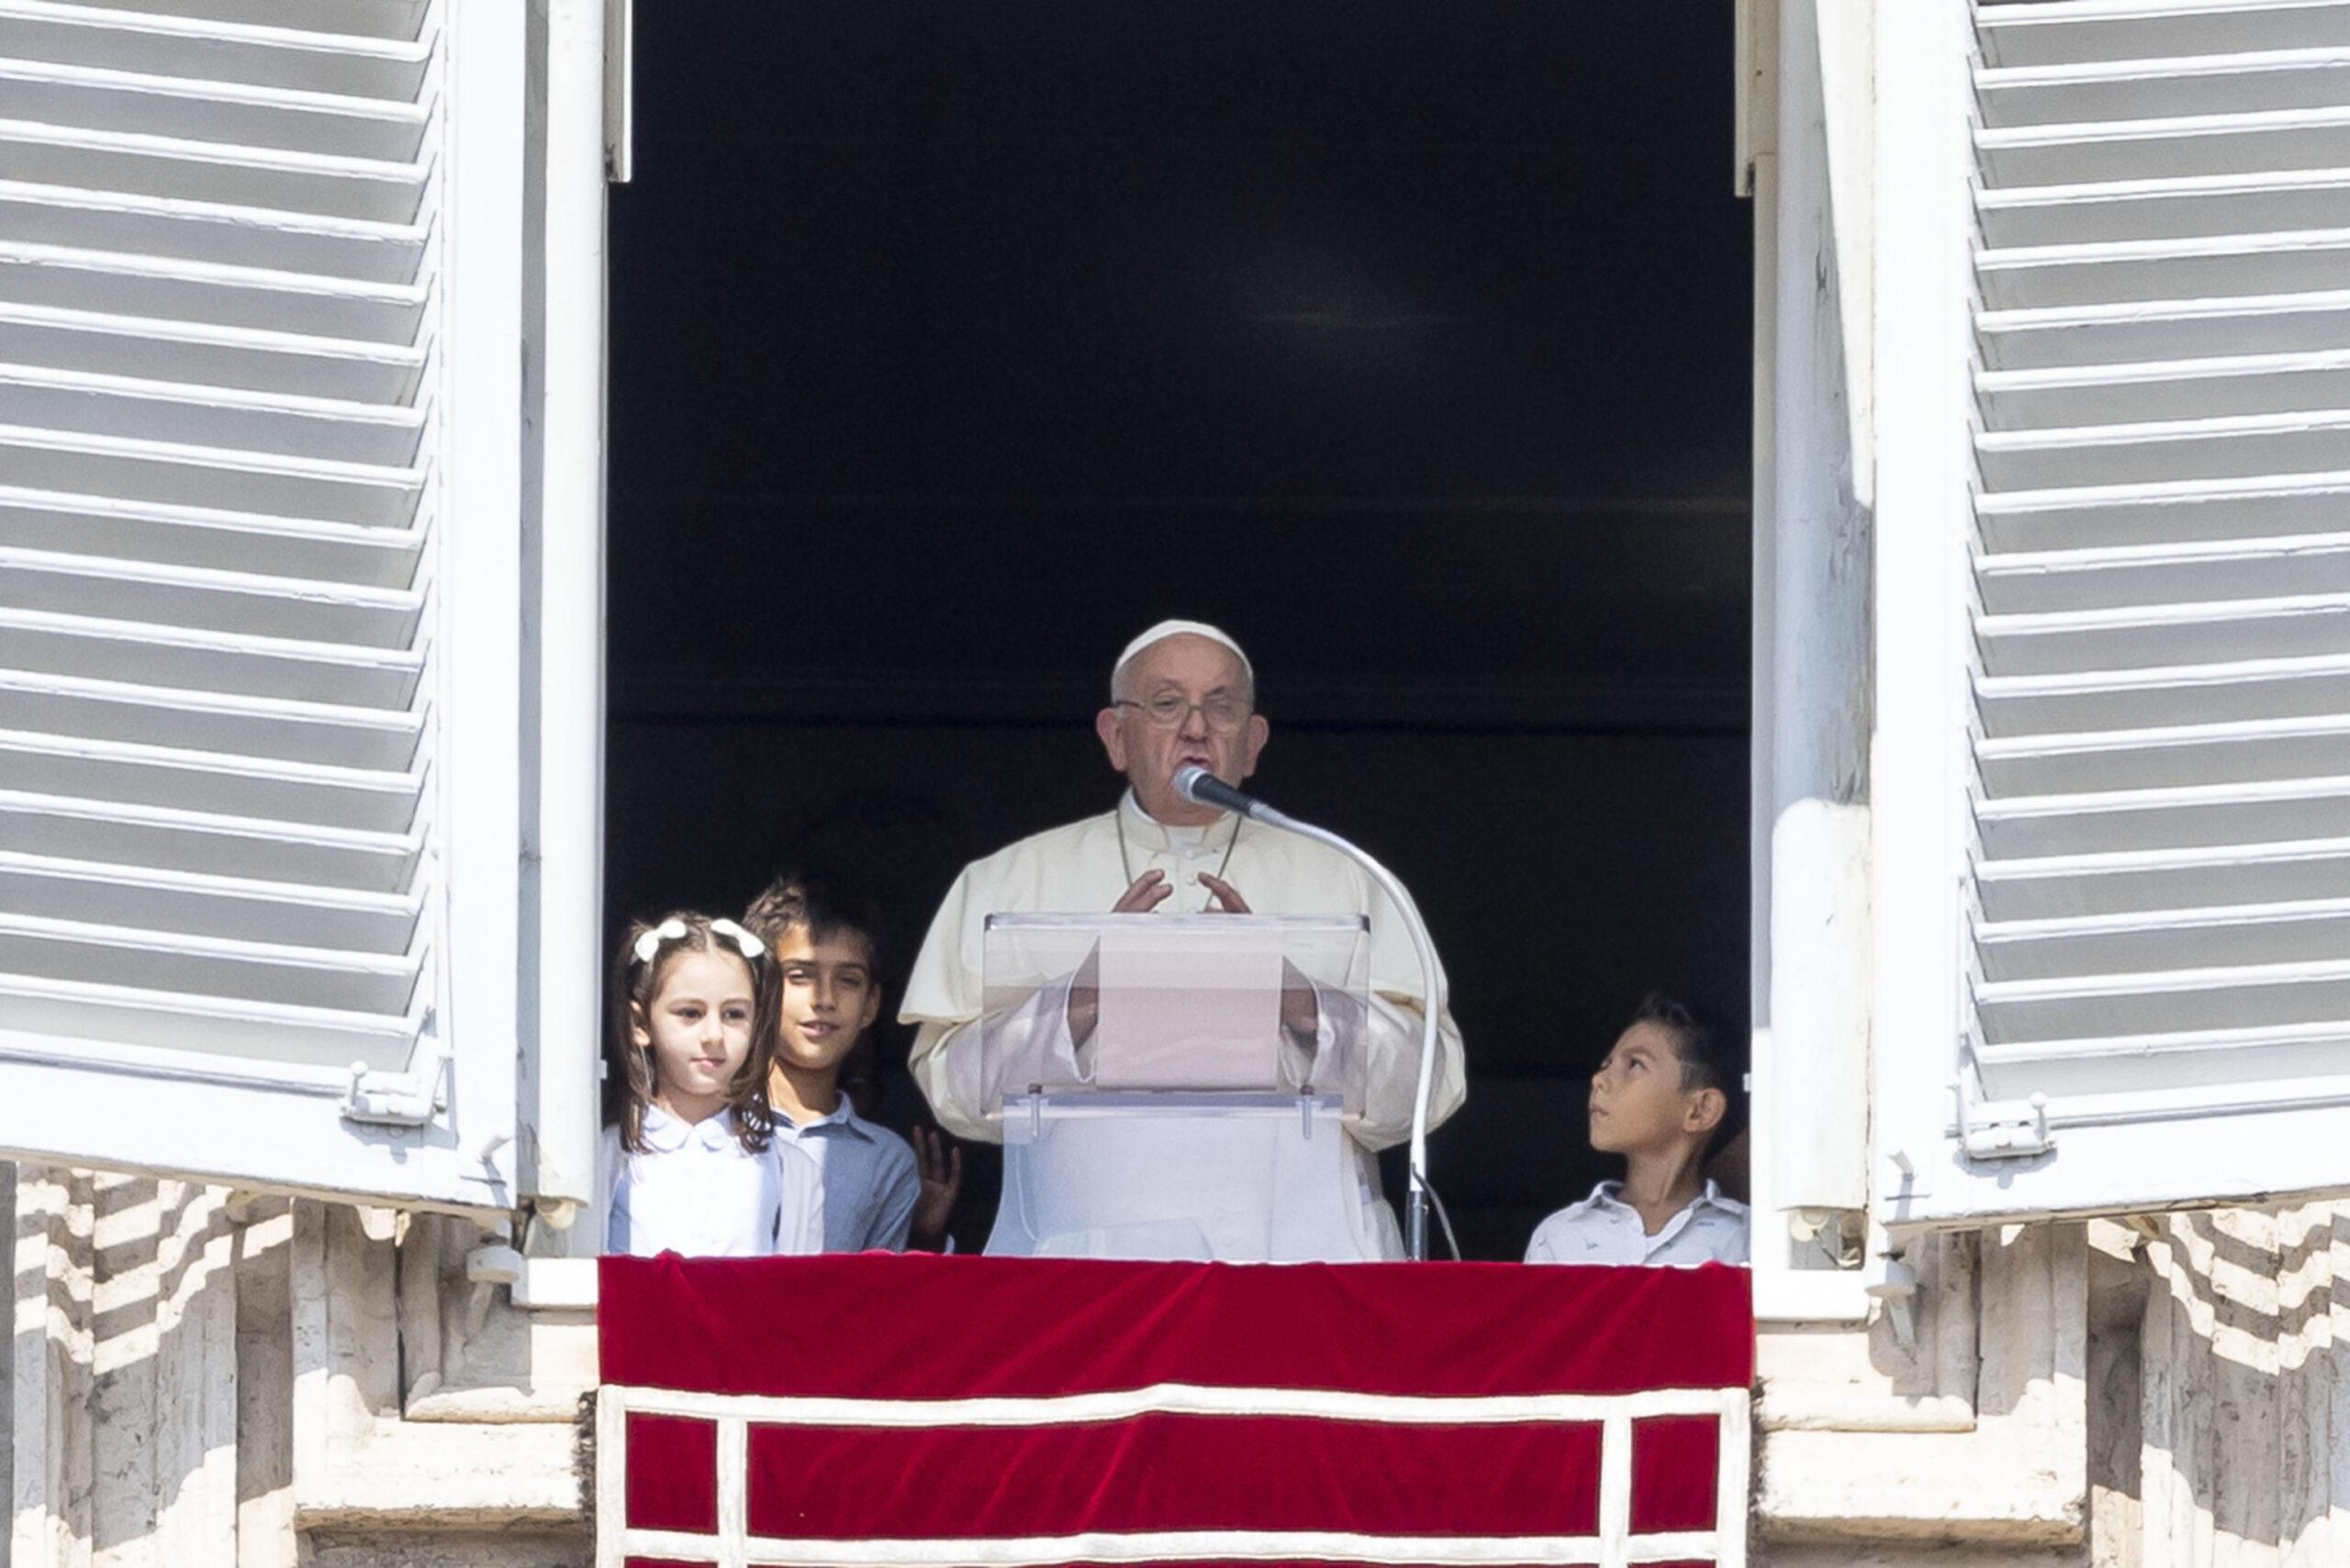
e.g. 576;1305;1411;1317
9;1169;587;1568
1758;1207;2350;1566
14;1164;2349;1566
2124;1205;2350;1568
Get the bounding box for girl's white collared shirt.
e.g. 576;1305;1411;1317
600;1106;823;1257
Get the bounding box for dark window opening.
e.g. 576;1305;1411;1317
605;0;1753;1260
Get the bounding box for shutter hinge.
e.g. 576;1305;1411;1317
1955;1082;2054;1161
340;1051;448;1128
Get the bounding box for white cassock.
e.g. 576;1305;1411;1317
900;790;1467;1258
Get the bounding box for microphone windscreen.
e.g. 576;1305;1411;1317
1176;766;1258;816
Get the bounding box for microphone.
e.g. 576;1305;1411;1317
1173;764;1269;820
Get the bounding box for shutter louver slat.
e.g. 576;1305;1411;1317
0;613;424;706
1964;0;2350;1123
0;425;426;521
0;366;426;463
0;62;431;161
59;0;429;43
1;972;420;1067
1981;295;2350;368
1977;2;2350;69
0;488;430;585
0;671;423;767
1979;108;2350;185
0;185;430;282
1976;775;2350;857
1983;665;2350;736
0;790;420;890
1978;595;2350;674
0;6;432;98
0;731;423;830
0;0;442;1086
0;120;431;222
0;241;427;337
1978;895;2350;974
0;850;420;946
0;308;428;400
1980;170;2350;250
1979;349;2350;421
0;546;426;644
1979;713;2350;796
1978;49;2350;125
1975;473;2350;551
1975;533;2350;613
1976;409;2350;487
0;912;420;1013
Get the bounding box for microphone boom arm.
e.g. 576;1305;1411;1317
1175;767;1447;1260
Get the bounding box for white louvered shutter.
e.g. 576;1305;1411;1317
1898;0;2350;1224
0;0;537;1210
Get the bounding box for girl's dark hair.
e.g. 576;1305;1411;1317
603;911;778;1156
743;868;889;982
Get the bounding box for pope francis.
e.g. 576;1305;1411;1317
899;619;1468;1258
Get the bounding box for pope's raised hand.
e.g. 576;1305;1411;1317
1113;870;1172;913
1199;872;1251;914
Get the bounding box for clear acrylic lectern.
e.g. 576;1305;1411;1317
976;913;1379;1261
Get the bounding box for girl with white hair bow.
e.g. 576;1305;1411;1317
600;911;824;1257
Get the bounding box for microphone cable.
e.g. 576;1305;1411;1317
1423;1175;1463;1260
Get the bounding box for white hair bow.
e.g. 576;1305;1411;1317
632;916;765;966
710;918;765;961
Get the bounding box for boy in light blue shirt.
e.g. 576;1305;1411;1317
745;871;958;1252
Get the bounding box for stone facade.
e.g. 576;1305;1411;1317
9;1166;588;1568
12;1162;2350;1564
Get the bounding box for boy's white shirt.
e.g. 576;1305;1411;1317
1524;1179;1749;1267
773;1098;921;1252
599;1106;824;1257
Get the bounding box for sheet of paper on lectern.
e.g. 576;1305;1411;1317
1091;923;1283;1091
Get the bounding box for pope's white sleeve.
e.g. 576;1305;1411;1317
1256;975;1463;1154
910;974;1085;1145
1347;866;1468;1150
1274;976;1354;1097
1335;991;1466;1151
908;1019;993;1141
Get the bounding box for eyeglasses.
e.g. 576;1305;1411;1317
1113;693;1252;732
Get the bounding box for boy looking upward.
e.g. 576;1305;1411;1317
744;872;959;1252
1525;993;1748;1266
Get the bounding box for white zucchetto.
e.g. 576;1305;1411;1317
1112;619;1254;693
